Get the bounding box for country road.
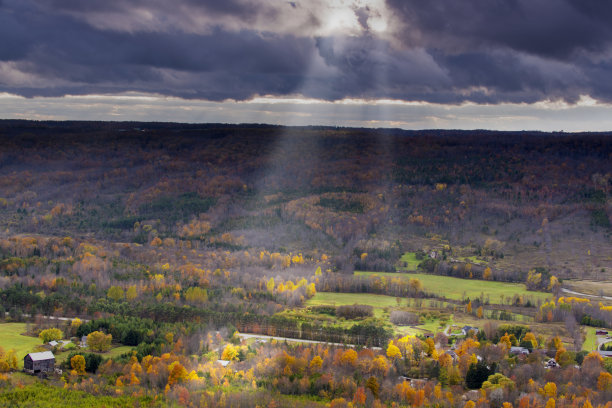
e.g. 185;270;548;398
237;333;382;350
4;312;88;322
560;288;612;301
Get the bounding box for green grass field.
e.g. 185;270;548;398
354;271;551;304
104;345;134;359
305;292;454;335
398;252;421;271
0;323;43;368
307;292;402;309
55;345;134;365
582;327;599;352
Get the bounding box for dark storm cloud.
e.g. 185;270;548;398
32;0;278;24
382;0;612;103
0;0;313;99
307;36;450;100
1;0;612;104
385;0;612;59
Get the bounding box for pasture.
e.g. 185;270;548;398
306;292;401;318
354;271;551;304
55;345;134;365
398;252;421;271
582;327;599;352
305;292;453;335
0;323;43;368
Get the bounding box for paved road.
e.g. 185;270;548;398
4;312;88;322
238;333;381;350
597;336;612;350
561;288;612;301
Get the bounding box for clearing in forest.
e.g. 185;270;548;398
354;271;551;304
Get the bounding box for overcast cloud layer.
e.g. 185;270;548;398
1;0;612;110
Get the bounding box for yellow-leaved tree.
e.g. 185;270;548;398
71;354;86;375
266;277;275;293
39;328;63;343
221;344;238;361
87;331;112;352
543;382;557;398
386;341;402;360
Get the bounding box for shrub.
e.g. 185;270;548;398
336;304;374;319
309;306;336;316
389;310;419;325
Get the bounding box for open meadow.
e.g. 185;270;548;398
0;323;43;368
354;271;551;304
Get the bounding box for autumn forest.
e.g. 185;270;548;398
1;120;612;407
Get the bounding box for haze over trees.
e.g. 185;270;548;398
0;121;611;406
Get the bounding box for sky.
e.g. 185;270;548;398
2;0;612;130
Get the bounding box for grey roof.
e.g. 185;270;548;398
27;351;55;361
48;341;58;346
216;359;231;367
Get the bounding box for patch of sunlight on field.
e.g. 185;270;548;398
355;271;551;304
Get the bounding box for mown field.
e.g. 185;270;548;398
354;271;551;304
305;292;453;335
397;252;421;271
306;292;402;317
582;327;599;352
0;323;43;368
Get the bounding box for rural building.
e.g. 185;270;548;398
24;351;55;374
545;358;559;369
596;330;608;336
216;360;231;367
510;346;530;355
461;326;479;336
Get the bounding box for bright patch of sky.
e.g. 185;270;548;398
3;92;612;132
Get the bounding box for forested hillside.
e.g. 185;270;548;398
1;121;611;407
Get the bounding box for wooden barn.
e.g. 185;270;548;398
24;351;55;374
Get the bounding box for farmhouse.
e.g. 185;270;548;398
545;358;560;369
24;351;55;374
461;326;479;336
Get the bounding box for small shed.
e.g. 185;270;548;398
216;359;231;367
24;351;55;374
